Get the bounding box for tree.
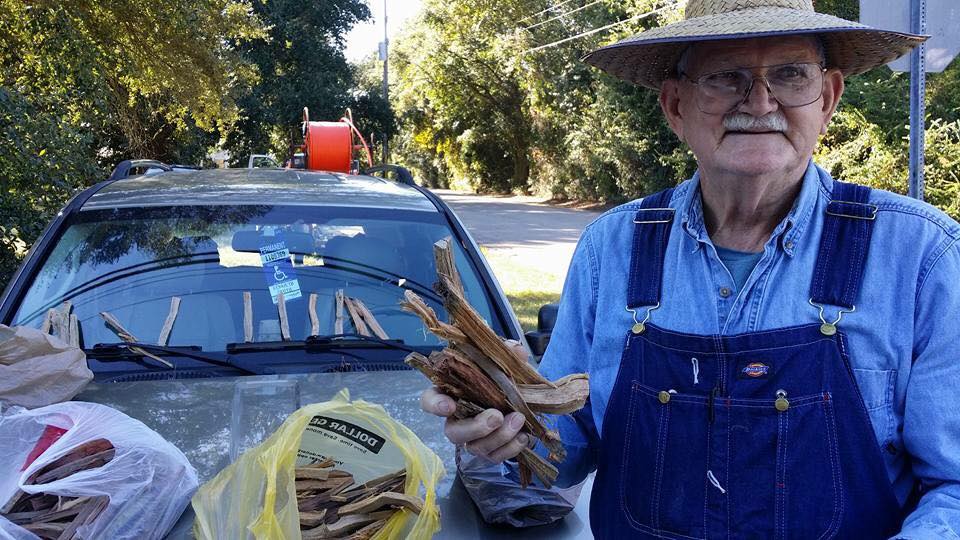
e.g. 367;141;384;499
0;0;266;285
222;0;379;166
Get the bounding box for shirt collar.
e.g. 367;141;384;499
678;160;824;258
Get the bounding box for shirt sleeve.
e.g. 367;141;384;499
532;228;601;488
897;240;960;540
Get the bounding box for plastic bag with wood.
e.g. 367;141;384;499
0;402;199;540
0;325;92;409
191;389;444;540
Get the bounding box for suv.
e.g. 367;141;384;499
0;163;590;538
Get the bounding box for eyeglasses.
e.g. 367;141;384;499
681;62;827;115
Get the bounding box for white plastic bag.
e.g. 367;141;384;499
0;325;92;409
0;402;199;540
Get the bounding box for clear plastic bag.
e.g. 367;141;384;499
0;402;199;540
192;388;445;540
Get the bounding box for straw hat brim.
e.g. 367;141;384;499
582;7;927;90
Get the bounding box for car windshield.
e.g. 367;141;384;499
11;205;501;352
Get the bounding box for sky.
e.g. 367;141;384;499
344;0;424;63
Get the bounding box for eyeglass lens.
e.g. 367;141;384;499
694;63;824;114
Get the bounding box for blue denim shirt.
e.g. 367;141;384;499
536;162;960;539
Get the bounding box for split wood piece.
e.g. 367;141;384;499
518;373;590;415
405;351;512;413
299;509;326;528
157;297;181;346
56;495;109;540
301;511;393;539
433;238;464;300
99;312;174;368
277;293;291;341
453;345;564;460
350;298;388;339
295;467;331;481
7;496;87;525
334;291;345;335
2;490;30;514
21;522;66;539
295;477;353;492
27;439;114;485
399;290;466;342
338;469;405;496
33;448;115;485
41;309;55;335
436;277;551;386
309;293;320;336
54;302;71;343
243;292;254;342
342;296;370;336
346;518;390;540
307;457;336;468
68;314;79;349
338;492;424;516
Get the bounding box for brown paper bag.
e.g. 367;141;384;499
0;325;93;408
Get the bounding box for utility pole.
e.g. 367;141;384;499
380;0;389;164
908;0;927;200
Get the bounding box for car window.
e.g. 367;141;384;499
11;205;501;352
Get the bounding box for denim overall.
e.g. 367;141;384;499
589;182;902;539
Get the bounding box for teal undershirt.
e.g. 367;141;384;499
714;245;764;292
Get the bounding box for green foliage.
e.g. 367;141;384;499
0;0;270;285
222;0;387;166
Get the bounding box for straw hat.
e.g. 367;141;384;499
582;0;927;90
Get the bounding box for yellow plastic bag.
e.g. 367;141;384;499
192;388;445;539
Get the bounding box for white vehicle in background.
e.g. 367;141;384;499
247;154;280;169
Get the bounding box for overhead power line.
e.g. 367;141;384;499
523;0;605;32
522;2;681;54
518;0;580;24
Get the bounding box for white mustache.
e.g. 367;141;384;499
723;112;788;133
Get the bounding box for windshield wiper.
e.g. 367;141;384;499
86;342;261;375
226;333;418;355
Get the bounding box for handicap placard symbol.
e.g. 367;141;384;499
273;265;288;282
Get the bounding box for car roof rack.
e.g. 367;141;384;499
361;164;415;185
108;160;200;181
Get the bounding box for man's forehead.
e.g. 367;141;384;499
687;36;821;71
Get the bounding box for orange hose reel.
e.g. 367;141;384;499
304;121;352;172
301;107;374;173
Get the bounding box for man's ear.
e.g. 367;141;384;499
660;79;686;141
819;69;844;135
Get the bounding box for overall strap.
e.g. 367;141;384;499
809;181;878;309
627;188;677;309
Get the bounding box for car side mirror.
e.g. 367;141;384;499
524;303;559;357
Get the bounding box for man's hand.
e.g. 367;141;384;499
420;387;530;463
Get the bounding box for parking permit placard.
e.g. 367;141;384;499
259;235;302;304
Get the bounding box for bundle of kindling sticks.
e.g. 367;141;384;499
402;238;589;488
1;439;114;539
296;458;424;539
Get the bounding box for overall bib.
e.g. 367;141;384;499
589;183;902;539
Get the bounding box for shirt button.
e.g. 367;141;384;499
785;240;795;250
719;287;732;298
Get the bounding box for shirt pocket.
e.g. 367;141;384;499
853;368;897;447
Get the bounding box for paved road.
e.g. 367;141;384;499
434;190;602;284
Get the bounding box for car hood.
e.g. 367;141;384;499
76;371;592;539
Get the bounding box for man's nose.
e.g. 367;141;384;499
738;77;779;116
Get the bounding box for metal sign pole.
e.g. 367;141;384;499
908;0;927;200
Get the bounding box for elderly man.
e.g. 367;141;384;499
422;0;960;537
